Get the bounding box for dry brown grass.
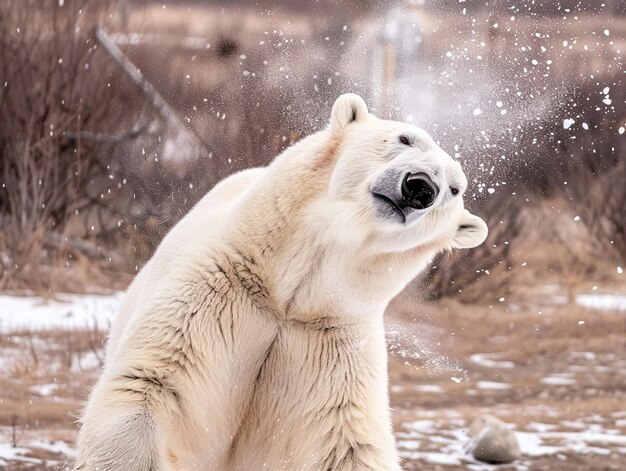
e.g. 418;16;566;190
0;327;106;429
387;297;626;469
2;298;626;469
2;220;625;468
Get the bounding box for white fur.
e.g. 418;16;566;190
75;94;487;471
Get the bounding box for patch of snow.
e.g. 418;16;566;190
0;442;40;465
396;440;420;450
547;431;626;446
0;439;76;467
469;353;515;369
0;293;123;332
542;374;576;386
405;420;437;433
25;439;75;457
415;384;444;394
570;351;596;361
527;422;558;433
561;420;587;429
576;294;626;312
517;432;564;456
73;351;104;372
31;383;58;396
397;422;468;466
402;450;461;465
476;381;511;390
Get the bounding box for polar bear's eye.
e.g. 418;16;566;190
399;135;411;146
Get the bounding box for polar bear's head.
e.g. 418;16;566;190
322;93;488;254
243;94;490;315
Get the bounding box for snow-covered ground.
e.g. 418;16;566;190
397;413;626;470
469;353;515;369
1;291;626;469
0;289;622;334
0;293;122;468
0;293;123;332
0;439;74;467
576;293;626;312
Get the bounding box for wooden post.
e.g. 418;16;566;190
95;27;210;164
96;27;188;142
382;43;397;119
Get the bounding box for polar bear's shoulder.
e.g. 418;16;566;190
107;167;266;358
185;167;266;228
159;167;264;248
149;166;267;279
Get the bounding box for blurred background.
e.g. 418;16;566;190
0;0;625;469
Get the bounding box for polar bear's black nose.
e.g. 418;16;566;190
401;173;439;210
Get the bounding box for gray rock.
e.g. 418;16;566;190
467;414;521;464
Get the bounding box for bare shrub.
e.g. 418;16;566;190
420;195;524;303
586;168;626;262
0;0;359;292
4;2;619;300
552;82;626;265
10;414;20;448
27;329;39;367
0;0;127;290
553;166;626;268
86;318;107;368
96;31;355;266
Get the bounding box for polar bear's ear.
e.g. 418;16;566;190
452;210;488;249
330;93;368;130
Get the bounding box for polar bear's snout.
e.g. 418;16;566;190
370;162;446;224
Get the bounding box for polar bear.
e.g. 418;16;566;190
75;94;487;471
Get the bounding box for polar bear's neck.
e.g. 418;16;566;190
223;131;441;324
